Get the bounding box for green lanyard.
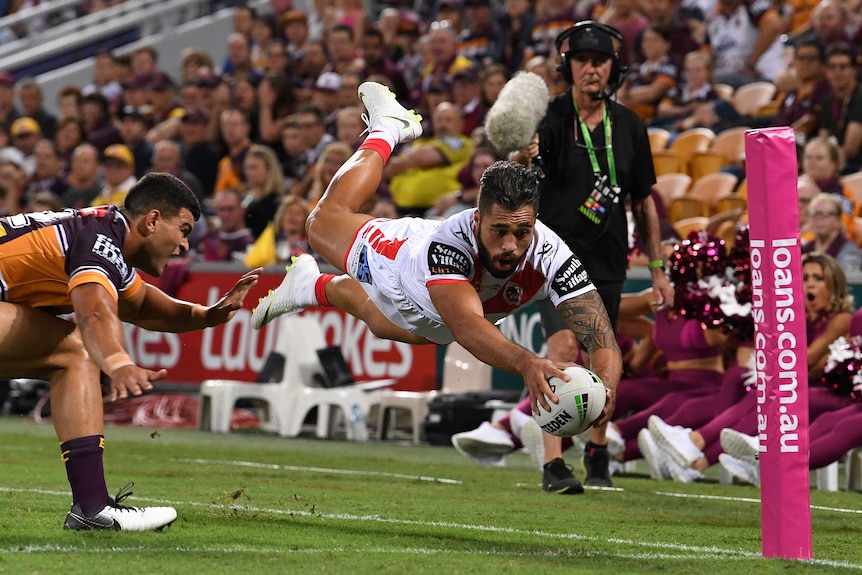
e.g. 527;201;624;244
574;102;618;188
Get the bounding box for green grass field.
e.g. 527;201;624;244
1;415;860;574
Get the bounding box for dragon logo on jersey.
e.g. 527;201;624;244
355;245;373;284
503;282;524;306
552;254;590;297
92;233;128;277
428;242;471;276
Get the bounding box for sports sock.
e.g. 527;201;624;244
314;273;337;306
61;435;109;517
509;408;531;438
358;130;396;163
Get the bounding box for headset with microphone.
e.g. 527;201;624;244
555;21;627;98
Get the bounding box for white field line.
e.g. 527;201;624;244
2;486;862;568
0;544;787;561
656;491;862;514
174;458;462;484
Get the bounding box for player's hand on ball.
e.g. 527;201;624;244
534;366;607;437
523;358;569;415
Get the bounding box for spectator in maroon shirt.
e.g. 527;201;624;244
360;28;409;99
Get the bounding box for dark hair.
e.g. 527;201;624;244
81;92;110;115
34;138;62;158
794;34;824;61
58;85;82;103
330;24;354;41
364;27;385;44
477;161;539;214
134;46;159;63
825;41;856;62
297;103;325;123
124;172;201;221
636;24;671;54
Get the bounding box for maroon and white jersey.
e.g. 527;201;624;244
345;208;596;344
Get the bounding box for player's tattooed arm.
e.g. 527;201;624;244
557;291;620;355
557;291;623;418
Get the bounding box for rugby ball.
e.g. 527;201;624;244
534;366;607;437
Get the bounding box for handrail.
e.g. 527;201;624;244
0;0;82;30
0;0;212;71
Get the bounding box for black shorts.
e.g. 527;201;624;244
537;281;623;340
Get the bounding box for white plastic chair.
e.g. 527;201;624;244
198;315;395;438
374;341;494;443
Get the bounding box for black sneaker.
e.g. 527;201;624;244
63;483;177;531
583;441;613;487
542;458;584;494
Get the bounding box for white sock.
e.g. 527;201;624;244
367;123;399;148
509;409;531;438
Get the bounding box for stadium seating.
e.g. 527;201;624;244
653;173;692;206
685;172;738;216
731;81;777;117
690;126;749;181
713;83;734;101
653;128;715;177
647;127;671;152
673;216;710;237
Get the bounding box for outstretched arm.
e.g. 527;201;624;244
429;281;566;414
119;268;262;332
557;290;622;427
70;283;167;402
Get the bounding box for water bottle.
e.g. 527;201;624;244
349;403;368;442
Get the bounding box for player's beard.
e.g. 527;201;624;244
476;234;518;279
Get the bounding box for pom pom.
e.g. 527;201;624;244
670;226;754;341
821;336;862;401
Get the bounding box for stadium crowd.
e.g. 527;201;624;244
0;0;859;271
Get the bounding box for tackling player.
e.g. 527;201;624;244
0;172;261;531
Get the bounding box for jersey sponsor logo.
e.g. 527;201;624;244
551;254;590;297
355;245;373;284
91;233;128;277
428;242;471;276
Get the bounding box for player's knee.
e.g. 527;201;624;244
305;209;324;253
58;329;93;369
365;316;395;341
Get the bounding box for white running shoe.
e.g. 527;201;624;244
719;428;760;465
518;417;546;471
719;453;761;487
251;254;321;329
664;455;704;483
451;422;516;467
605;424;625;458
358;82;423;144
63;487;177;532
637;428;670;480
648;415;704;468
